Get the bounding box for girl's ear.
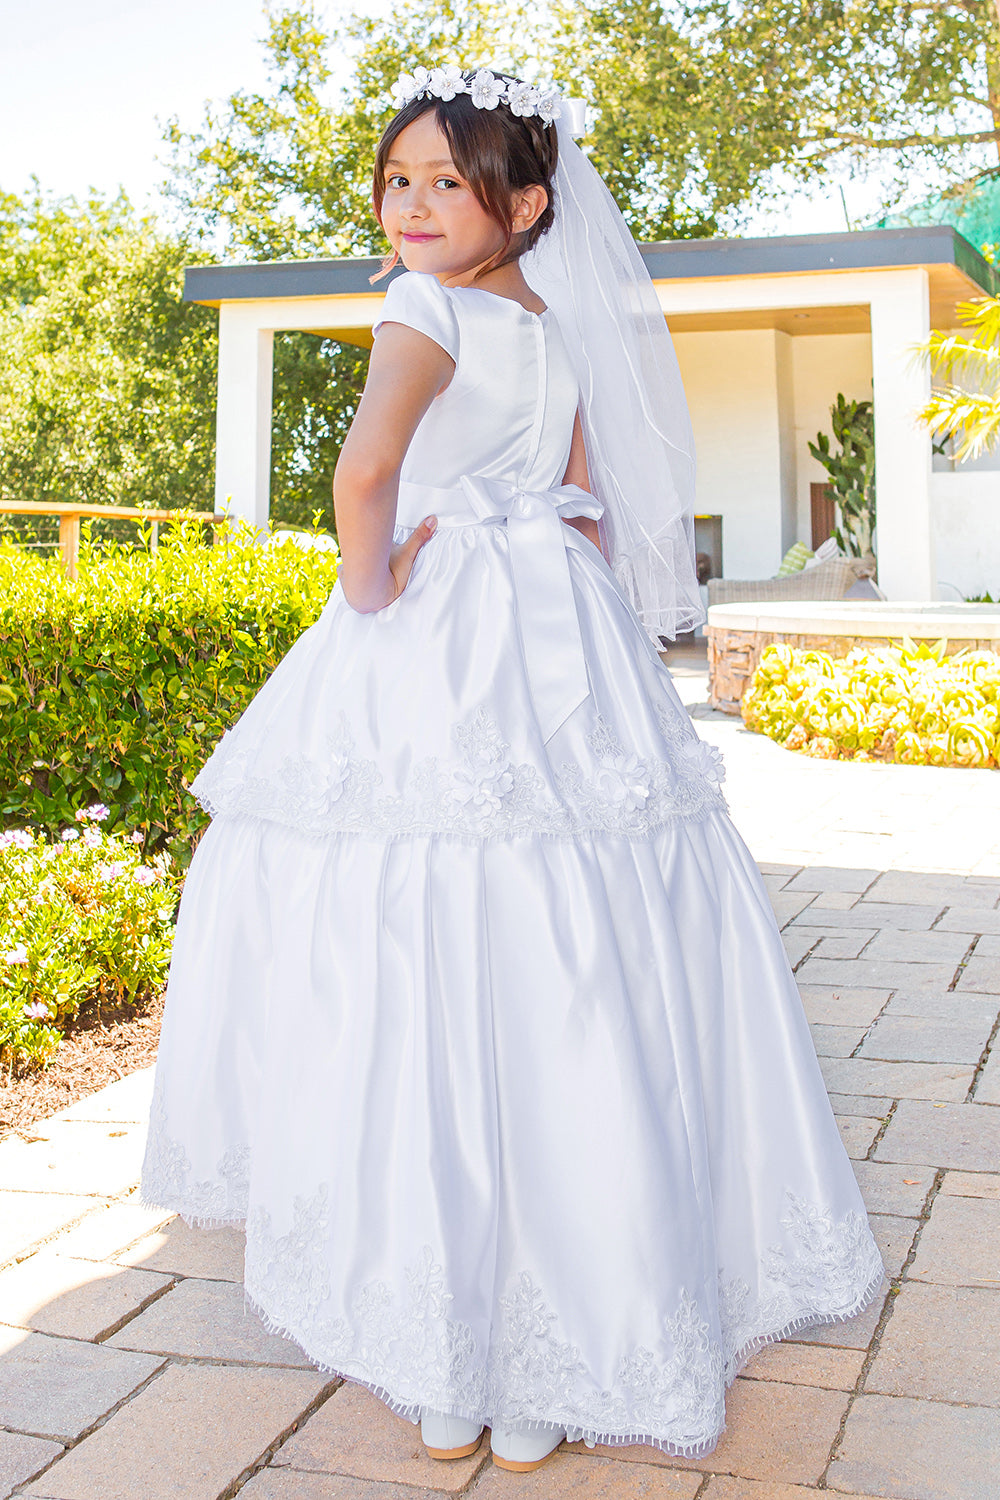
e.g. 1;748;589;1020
512;184;549;234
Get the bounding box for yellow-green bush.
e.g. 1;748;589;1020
0;523;339;861
742;640;1000;768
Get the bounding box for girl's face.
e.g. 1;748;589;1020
380;113;510;281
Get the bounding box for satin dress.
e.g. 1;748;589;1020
142;271;882;1458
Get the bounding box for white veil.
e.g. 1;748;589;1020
523;118;704;641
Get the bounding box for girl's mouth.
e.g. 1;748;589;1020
402;232;441;243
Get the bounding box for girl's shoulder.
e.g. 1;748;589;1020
374;272;461;362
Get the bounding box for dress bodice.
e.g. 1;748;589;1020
373;273;580;499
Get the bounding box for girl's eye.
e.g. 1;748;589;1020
386;175;408;189
434;177;460;190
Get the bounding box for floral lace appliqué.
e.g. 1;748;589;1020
191;706;726;842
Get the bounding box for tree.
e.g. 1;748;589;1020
917;294;1000;460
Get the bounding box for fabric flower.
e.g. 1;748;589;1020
469;69;506;110
676;738;726;786
23;1001;50;1021
4;945;28;965
505;81;540;118
450;755;514;812
533;83;563;124
392;66;434;109
596;756;651;811
429;65;466;100
132;866;157;886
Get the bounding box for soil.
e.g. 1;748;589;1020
0;992;163;1140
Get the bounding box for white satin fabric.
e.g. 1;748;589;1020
142;276;882;1457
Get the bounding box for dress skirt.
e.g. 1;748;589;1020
141;517;882;1457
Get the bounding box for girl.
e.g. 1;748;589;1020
142;67;882;1473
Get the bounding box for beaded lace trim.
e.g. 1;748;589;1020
190;707;727;842
141;1089;883;1457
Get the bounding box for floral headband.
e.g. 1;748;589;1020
390;66;563;126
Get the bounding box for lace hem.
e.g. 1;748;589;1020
140;1093;883;1458
189;707;727;843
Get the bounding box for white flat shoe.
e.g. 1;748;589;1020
490;1420;566;1472
419;1409;484;1460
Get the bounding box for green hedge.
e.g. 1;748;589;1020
0;524;339;862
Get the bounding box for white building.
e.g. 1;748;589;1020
186;224;999;602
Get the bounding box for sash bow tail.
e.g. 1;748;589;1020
397;474;604;744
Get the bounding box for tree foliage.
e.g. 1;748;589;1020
917;294;1000;459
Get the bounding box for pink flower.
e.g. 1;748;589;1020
3;945;28;965
132;867;157;886
75;803;110;823
82;828;102;849
60;828;79;842
0;830;33;849
99;861;126;882
130;830;145;844
23;1001;49;1021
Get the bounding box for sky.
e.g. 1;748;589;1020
0;0;887;237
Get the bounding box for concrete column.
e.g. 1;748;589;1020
869;269;934;599
214;305;275;530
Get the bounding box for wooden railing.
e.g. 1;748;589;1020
0;503;227;581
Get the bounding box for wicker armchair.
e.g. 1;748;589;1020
707;555;877;608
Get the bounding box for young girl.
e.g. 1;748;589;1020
142;67;882;1472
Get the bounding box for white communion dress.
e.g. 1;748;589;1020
142;271;882;1458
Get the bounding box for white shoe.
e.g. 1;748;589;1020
420;1409;484;1460
490;1420;566;1472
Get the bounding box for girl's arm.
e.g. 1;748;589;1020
561;411;603;554
334;323;455;613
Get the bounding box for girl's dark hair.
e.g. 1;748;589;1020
372;80;558;280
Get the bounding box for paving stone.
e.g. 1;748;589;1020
0;1192;98;1269
115;1217;245;1281
958;955;1000;993
240;1473;459;1500
866;1281;1000;1405
701;1481;884;1500
796;987;890;1028
819;1057;974;1102
908;1193;1000;1287
107;1277;315;1367
851;1161;934;1218
793;1280;888;1350
812;931;878;961
770;894;816;931
940;1170;1000;1200
881;989;998;1021
830;1094;893;1119
791;903;939;931
812;1026;868;1061
738;1341;865;1390
0;1250;172;1339
875;1099;1000;1170
0;1432;63;1500
647;1378;848;1483
938;905;1000;935
472;1454;703;1497
862;928;971;965
273;1384;487;1490
0;1123;146;1198
812;891;861;910
796;957;958;993
0;1324;164;1440
868;1213;917;1279
22;1361;329;1500
828;1392;1000;1500
974;1042;1000;1105
857;1011;993;1065
972;934;1000;955
867;871;993;906
785;867;880;894
836;1116;881;1159
47;1067;155;1124
781;928;823;968
45;1200;175;1261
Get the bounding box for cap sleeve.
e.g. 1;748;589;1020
373;272;459;362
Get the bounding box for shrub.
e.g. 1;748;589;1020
0;523;339;861
742;640;1000;768
0;808;180;1069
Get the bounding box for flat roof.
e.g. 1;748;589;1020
184;224;997;305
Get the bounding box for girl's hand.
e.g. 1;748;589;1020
385;515;438;604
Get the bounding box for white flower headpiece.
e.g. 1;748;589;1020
390;66;563;126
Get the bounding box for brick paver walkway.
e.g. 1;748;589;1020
1;655;998;1499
